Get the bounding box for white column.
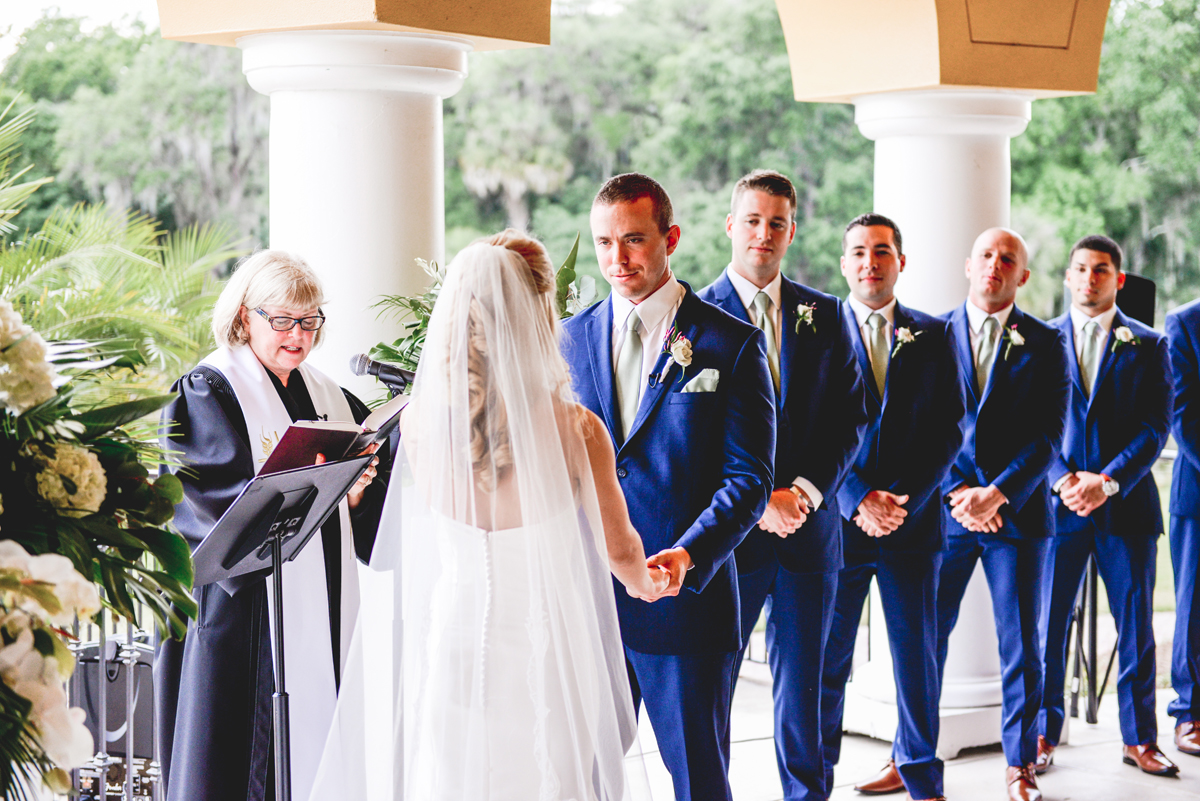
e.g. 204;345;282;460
240;31;470;393
841;89;1032;759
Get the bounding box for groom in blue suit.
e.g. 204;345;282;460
698;170;867;801
1038;235;1176;777
820;214;966;801
561;173;776;801
1168;297;1200;757
938;228;1069;801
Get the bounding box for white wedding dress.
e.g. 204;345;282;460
308;242;647;801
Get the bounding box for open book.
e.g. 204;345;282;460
259;392;409;475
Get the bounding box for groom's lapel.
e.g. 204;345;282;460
586;298;621;442
622;287;700;448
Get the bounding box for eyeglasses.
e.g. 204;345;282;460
253;307;326;331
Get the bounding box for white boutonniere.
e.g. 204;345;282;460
1112;325;1140;353
890;326;922;357
660;324;693;383
794;303;817;335
1003;325;1025;360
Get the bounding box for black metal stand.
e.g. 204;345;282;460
1068;555;1117;724
270;533;291;801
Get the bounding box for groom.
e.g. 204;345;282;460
562;172;776;801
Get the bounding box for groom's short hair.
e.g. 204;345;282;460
594;173;674;234
843;213;904;255
731;170;796;216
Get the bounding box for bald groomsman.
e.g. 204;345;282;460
937;228;1069;801
820;214;966;801
699;171;867;801
1168;295;1200;757
1038;235;1175;776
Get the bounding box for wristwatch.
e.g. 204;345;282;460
1100;474;1120;497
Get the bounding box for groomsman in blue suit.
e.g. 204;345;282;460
561;173;776;801
938;228;1069;801
1037;235;1176;776
698;170;868;801
820;214;966;801
1168;297;1200;757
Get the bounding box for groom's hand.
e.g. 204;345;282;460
646;547;692;597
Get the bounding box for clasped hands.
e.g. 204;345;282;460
1057;471;1109;517
854;490;909;537
627;547;692;602
758;488;811;538
947;484;1006;533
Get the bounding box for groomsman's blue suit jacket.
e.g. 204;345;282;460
562;284;776;655
698;273;868;574
836;301;966;553
1049;311;1171;537
1168;300;1200;517
943;304;1070;538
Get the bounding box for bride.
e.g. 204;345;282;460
309;230;667;801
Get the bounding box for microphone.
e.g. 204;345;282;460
350;354;415;393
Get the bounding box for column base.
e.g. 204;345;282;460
842;686;1003;761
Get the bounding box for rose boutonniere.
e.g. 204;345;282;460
794;303;817;335
891;327;922;357
1002;325;1025;360
1112;325;1140;353
660;324;693;384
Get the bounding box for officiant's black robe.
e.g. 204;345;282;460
154;365;391;801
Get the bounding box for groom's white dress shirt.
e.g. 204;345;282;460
610;273;685;409
725;266;823;510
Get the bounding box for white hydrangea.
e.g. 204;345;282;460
34;443;107;517
0;300;57;415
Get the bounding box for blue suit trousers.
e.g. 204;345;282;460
733;564;837;801
625;648;738;801
821;547;943;800
937;530;1049;766
1171;515;1200;723
1039;525;1159;746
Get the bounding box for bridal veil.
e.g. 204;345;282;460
309;237;647;801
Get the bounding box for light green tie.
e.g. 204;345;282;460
976;316;999;396
1080;319;1102;396
616;309;643;439
866;312;888;397
753;292;780;393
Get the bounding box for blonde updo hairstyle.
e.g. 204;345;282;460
462;229;561;491
211;250;327;348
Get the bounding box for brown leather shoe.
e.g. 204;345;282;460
904;796;947;801
1034;735;1054;775
855;759;904;795
1177;721;1200;756
1123;742;1181;775
1005;764;1042;801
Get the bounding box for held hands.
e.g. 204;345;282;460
627;563;672;602
636;547;693;600
948;484;1006;533
316;442;382;510
758;488;810;538
854;490;909;537
1059;471;1108;517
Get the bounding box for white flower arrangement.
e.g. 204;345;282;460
32;443;107;517
669;335;693;368
1112;325;1140;352
0;300;58;415
1003;325;1025;360
794;303;817;334
891;327;922;357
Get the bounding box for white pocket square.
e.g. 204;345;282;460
680;368;720;393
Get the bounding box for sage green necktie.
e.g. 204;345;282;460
1080;319;1102;396
616;309;643;439
866;312;888;397
976;316;999;396
753;292;780;393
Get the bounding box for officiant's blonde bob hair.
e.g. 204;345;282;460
212;250;327;348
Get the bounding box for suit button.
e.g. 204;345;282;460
617;468;628;479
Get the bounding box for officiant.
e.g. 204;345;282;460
154;250;391;801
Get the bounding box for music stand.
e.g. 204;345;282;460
191;454;375;801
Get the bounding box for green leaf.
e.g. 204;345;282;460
72;393;177;437
132;526;194;586
554;233;580;318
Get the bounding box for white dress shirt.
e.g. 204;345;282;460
610;273;685;409
847;295;897;372
964;298;1014;359
725;266;822;509
1068;304;1117;362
